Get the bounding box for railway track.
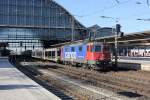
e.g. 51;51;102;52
29;65;120;100
35;61;150;99
12;57;150;100
12;61;73;100
108;71;150;85
12;59;102;100
46;66;150;97
39;75;89;100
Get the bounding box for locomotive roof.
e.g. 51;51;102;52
50;39;105;48
50;40;83;47
45;48;58;51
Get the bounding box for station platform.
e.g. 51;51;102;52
0;57;61;100
114;57;150;71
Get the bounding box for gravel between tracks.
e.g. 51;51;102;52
20;61;150;100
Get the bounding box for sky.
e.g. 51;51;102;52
55;0;150;33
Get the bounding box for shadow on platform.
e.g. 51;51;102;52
0;84;38;90
0;66;14;69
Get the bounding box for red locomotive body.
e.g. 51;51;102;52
85;42;111;69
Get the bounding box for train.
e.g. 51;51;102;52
32;41;112;70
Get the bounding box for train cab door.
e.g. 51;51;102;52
102;44;111;60
86;45;93;61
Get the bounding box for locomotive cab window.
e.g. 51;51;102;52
94;45;101;52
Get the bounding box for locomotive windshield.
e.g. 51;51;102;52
90;45;102;52
95;46;101;52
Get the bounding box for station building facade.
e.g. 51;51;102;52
0;0;86;54
87;25;115;39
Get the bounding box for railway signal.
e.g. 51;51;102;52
116;24;121;34
116;24;124;37
115;24;124;68
120;32;124;37
115;24;123;68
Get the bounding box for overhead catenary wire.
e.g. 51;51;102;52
56;0;150;21
69;0;150;26
72;0;131;18
98;0;150;22
115;0;120;4
147;0;150;6
119;0;150;21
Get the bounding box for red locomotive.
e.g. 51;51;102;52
32;41;112;70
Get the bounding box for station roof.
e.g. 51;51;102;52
49;30;150;47
50;40;83;47
96;30;150;46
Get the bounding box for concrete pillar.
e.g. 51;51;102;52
127;47;129;57
43;49;45;60
55;49;58;61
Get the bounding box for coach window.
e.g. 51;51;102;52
52;51;55;58
65;47;68;52
48;51;52;58
79;46;82;52
71;47;75;52
57;51;60;56
45;52;47;57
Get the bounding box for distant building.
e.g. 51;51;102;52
0;0;86;54
87;25;115;39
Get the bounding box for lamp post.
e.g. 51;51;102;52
115;24;121;68
71;16;75;41
70;15;83;41
100;16;120;67
20;41;23;55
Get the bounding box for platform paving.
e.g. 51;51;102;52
0;58;61;100
112;57;150;71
